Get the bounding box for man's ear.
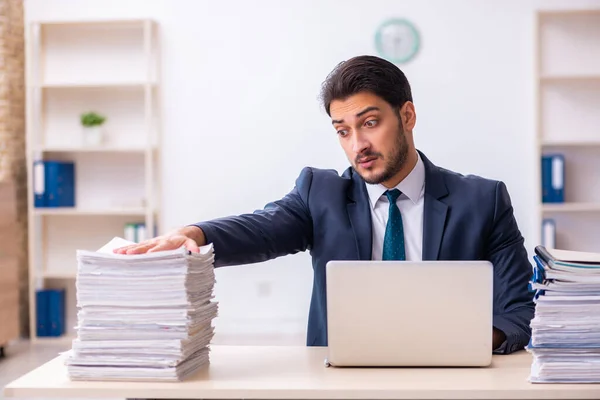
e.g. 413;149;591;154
400;101;416;130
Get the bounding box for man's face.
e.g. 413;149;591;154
330;92;410;186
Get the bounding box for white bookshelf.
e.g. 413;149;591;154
535;9;600;253
25;19;161;341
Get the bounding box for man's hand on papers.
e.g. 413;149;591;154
113;226;206;255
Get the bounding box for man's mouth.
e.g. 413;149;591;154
357;157;377;168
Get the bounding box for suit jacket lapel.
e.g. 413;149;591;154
346;169;372;260
423;193;448;260
420;151;449;261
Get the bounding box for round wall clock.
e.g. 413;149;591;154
374;18;420;64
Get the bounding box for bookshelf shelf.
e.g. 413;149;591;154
42;271;76;279
540;75;600;83
538;9;600;16
25;19;161;342
541;140;600;148
38;147;149;154
40;82;153;89
33;207;149;216
536;9;600;253
35;19;151;27
542;203;600;213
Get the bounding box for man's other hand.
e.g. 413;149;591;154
113;226;205;255
493;327;507;350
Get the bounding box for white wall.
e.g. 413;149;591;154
25;0;600;341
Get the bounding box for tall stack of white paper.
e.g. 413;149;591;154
65;237;218;382
528;246;600;383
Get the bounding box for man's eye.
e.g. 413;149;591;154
337;130;348;137
365;119;378;127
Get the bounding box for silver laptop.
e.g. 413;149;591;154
325;260;494;367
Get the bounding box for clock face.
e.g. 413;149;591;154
375;18;420;64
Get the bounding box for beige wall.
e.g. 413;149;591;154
0;0;27;339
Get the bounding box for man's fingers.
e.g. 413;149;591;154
125;241;158;254
147;240;176;253
113;244;138;254
185;238;200;253
113;241;156;254
148;239;187;253
148;238;199;253
112;236;193;255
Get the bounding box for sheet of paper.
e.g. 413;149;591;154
546;248;600;265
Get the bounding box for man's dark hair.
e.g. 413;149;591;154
319;55;413;116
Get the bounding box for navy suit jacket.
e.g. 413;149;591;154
194;151;535;354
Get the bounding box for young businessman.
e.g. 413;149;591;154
115;55;535;354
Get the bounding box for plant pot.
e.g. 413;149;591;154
82;125;104;146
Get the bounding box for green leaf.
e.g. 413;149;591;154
80;112;107;127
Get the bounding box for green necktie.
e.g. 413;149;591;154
382;189;406;261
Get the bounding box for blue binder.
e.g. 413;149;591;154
530;255;547;299
35;290;50;337
48;289;66;336
541;154;564;203
33;161;76;207
36;289;65;337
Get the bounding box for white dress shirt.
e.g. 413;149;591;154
365;152;426;261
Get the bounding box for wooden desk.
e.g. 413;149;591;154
3;345;600;399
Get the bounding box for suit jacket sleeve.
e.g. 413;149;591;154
487;181;535;354
190;167;314;267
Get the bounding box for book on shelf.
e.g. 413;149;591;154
36;289;65;337
124;223;147;243
541;154;564;203
33;160;75;208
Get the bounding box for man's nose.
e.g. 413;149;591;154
352;132;369;154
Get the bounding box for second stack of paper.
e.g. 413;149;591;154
528;246;600;383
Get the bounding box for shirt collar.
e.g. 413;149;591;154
365;151;425;209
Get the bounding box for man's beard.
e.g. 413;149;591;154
354;125;409;185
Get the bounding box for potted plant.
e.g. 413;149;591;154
80;111;106;146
